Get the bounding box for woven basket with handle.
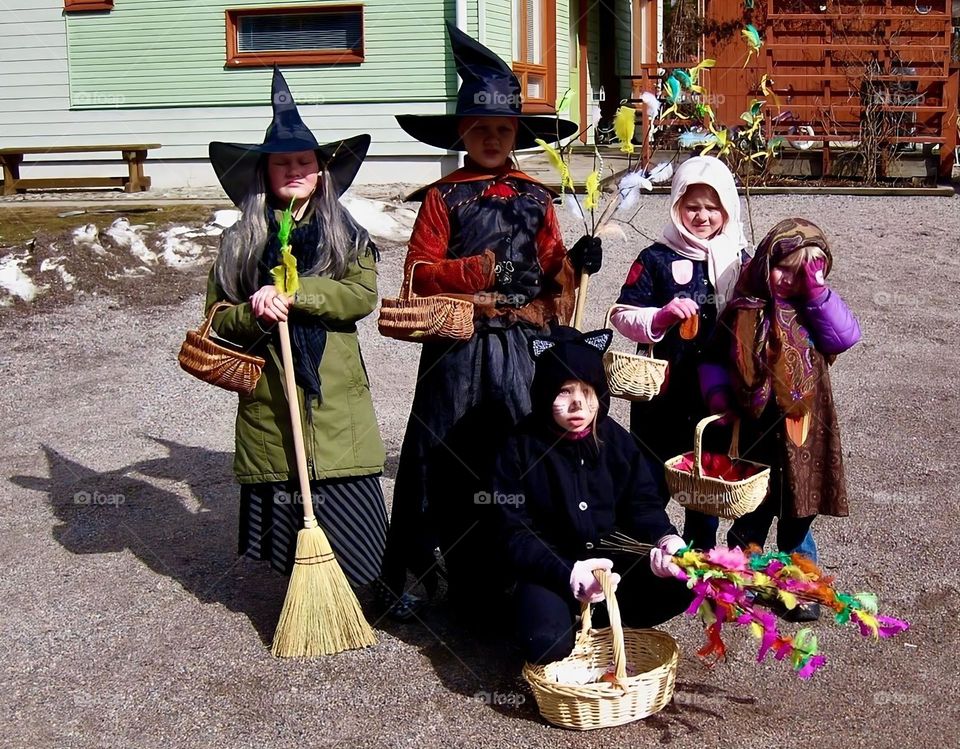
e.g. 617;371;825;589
523;570;679;730
178;301;265;397
378;261;475;343
664;414;771;519
602;305;668;401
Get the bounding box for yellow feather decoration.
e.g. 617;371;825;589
856;611;880;639
535;138;574;193
778;590;798;611
271;200;300;297
614;105;637;154
272;246;300;298
584;170;601;210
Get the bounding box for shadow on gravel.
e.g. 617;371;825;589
372;600;757;732
372;601;541;723
12;437;287;647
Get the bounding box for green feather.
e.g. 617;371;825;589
673;69;693;90
277;198;295;248
854;592;879;614
271;198;300;296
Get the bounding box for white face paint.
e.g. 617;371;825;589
552;379;599;433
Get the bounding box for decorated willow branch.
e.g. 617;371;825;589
600;534;909;680
535;103;665;238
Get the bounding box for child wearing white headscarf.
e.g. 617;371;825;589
610;157;747;549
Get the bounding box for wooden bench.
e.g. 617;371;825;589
0;144;161;195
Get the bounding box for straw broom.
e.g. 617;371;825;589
269;201;377;657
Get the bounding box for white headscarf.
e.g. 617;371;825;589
659;156;747;311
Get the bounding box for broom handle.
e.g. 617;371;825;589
277;319;316;525
572;270;590;331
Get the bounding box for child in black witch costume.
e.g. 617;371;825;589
376;23;602;619
206;68;388;591
493;327;691;664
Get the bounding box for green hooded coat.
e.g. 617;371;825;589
204;244;385;484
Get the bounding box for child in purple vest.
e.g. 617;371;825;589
714;217;860;621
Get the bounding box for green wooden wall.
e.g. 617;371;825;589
67;0;459;108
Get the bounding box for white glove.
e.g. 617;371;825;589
650;534;686;579
569;558;621;603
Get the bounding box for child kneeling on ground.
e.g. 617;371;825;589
493;327;690;664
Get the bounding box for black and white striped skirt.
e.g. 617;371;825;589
238;475;388;587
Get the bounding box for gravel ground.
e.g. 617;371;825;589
2;192;959;749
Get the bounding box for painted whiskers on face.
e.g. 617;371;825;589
552;380;599;434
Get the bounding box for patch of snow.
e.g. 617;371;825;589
73;224;107;255
39;256;76;290
105;218;156;265
159;225;205;268
211;209;240;229
340;194;416;243
0;251;37;303
106;267;152;280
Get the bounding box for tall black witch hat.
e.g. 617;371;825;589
396;22;578;151
209;67;370;206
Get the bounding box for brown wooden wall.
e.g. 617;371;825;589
701;0;954;138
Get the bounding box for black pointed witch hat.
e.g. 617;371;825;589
209;67;370;206
396;22;578;151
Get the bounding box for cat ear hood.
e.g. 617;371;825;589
529;326;613;423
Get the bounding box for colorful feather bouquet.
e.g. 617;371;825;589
534;103;660;238
600;534;909;679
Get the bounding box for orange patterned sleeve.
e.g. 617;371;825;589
404;187;496;296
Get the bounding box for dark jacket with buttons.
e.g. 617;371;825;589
493;415;676;596
615;242;749;461
617;242;722;368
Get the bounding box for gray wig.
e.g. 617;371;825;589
213;167;370;303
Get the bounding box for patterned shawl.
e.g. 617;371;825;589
726;218;833;418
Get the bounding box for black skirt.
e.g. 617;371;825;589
238;475;388;587
380;323;549;597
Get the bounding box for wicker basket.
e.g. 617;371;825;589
523;570;679;730
664;414;771;519
378;261;475;344
602;306;668;401
178;302;265;397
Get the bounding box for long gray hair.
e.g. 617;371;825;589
214;166;370;303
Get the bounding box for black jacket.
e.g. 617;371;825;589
493;415;676;596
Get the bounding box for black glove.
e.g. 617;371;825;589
494;259;541;308
569;235;603;276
